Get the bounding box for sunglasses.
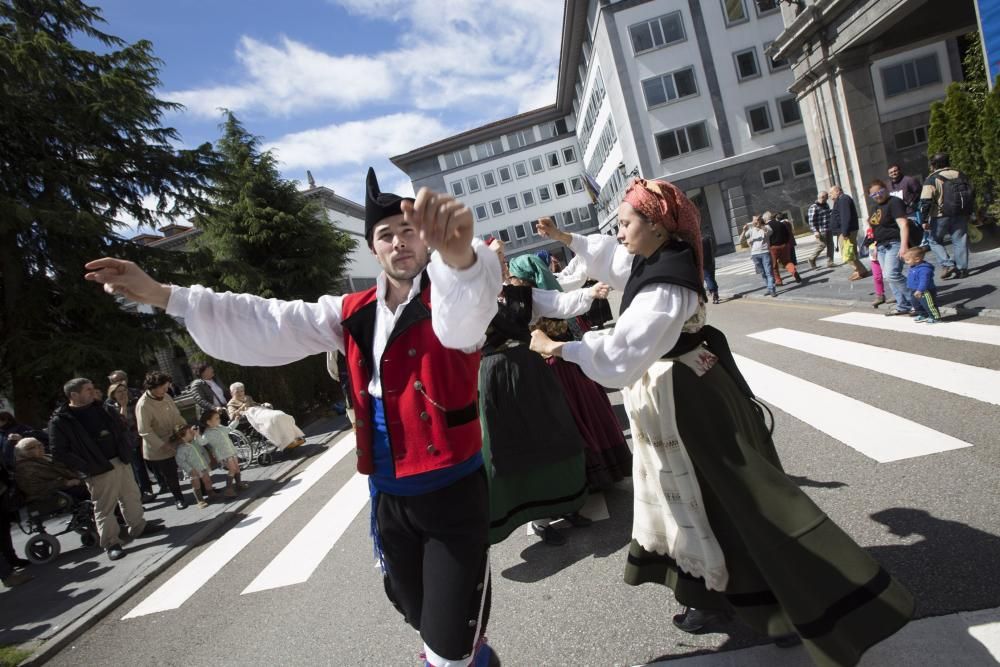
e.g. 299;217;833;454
868;189;887;199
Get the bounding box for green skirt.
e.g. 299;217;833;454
623;359;914;667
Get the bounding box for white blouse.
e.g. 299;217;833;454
529;287;595;324
554;255;588;291
559;234;701;389
166;240;502;399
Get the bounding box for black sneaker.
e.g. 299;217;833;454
106;544;126;561
140;493;157;504
671;607;732;634
175;500;188;510
561;512;593;528
530;522;566;546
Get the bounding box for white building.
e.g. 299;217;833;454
302;185;381;291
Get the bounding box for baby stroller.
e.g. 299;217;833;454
17;491;98;564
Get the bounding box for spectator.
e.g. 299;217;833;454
188;363;230;423
829;186;870;281
919;152;972;279
764;211;801;287
226;382;263;422
806;191;835;269
107;370;141;401
1;464;32;586
14;437;88;502
169;424;216;508
198;408;246;496
888;164;922;216
136;372;189;509
701;234;720;304
739;215;777;297
49;378;163;561
227;383;305;450
865;227;887;308
903;247;942;324
867;180;914;316
107;382;155;503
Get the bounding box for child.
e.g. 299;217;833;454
170;424;217;508
198;408;247;497
866;227;886;308
903;247;941;323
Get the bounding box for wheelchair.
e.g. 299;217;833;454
17;491;98;564
226;421;278;469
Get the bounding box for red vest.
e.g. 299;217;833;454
340;276;482;478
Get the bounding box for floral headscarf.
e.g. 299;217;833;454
622;177;704;277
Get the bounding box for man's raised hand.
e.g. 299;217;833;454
401;187;475;270
84;258;172;309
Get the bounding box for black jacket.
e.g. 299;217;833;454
831;194;859;235
49;402;133;477
188;378;230;414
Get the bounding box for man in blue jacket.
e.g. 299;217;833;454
829;185;869;281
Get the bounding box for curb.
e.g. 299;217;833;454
17;427;348;667
736;292;1000;320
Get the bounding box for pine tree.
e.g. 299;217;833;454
982;76;1000;217
0;0;217;421
940;83;988;209
926;100;951;161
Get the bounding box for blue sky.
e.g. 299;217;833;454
84;0;565;231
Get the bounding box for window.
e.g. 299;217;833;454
539;120;568;140
791;158;813;178
629;11;685;55
585;118;619;176
490;199;504;216
514;224;527;240
760;166;783;187
498;229;511;243
531;220;540;235
777;96;802;126
579;68;607;149
482;170;497;188
506;129;535;149
474;204;489;221
641;67;699;108
894;126;929;150
521;190;536;207
570;177;584;193
475;138;504;159
546;151;560;169
746;103;773;134
498;165;513;183
881;54;941;97
450;181;465;197
513;161;528;179
578;207;592;223
537;185;552;202
754;0;779;16
721;0;748;26
443;147;473;170
563;210;577;227
562;146;577;164
553;181;569;198
505;194;520;212
466;175;481;193
655;122;711;160
734;48;760;81
530;156;545;174
765;41;789;71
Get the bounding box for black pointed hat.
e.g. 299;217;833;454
365;167;413;246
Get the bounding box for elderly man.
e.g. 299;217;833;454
806;191;834;269
49;378;163;561
14;437;87;502
84;170;503;667
829;185;869;281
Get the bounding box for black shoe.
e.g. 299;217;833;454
531;522;566;546
671;607;732;634
956;269;969;279
140;493;157;504
561;512;593;528
175;500;188;510
106;544;126;561
773;632;802;648
139;521;165;537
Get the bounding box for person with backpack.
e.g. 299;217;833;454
919;152;973;279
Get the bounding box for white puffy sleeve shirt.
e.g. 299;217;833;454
529;287;595;324
559;234;701;389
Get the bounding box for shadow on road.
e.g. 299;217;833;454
786;474;848;489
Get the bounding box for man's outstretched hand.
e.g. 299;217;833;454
401;187;475;270
84;258;172;309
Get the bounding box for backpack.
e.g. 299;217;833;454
907;219;924;247
938;173;974;217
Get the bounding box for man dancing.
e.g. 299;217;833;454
85;169;502;667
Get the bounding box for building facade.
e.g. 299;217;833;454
301;185;381;291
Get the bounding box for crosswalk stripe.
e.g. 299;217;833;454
748;328;1000;406
242;473;369;594
822;312;1000;347
733;354;973;462
122;433;358;619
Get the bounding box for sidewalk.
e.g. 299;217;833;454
1;415;350;664
715;229;1000;319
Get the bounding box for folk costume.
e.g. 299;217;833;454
557;178;913;667
163;169;503;667
508;256;632;491
480;281;595;544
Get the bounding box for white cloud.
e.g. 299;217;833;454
166;1;563;118
264;112;453;170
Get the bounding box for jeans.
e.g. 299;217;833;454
934;216;969;271
752;253;775;293
877;242;912;311
924;218;953;269
703;269;718;296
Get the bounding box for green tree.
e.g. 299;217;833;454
188;112;356;419
926;100;950;161
0;0;217;421
940;83;988;209
982;76;1000;217
961;31;987;106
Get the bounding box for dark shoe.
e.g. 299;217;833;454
140;493;157;504
11;557;30;569
792;273;802;283
175;500;188;510
872;295;886;308
531;522;566;546
940;266;956;280
106;544;126;561
562;512;593;528
671;607;732;634
2;570;34;588
712;294;720;305
139;520;165;537
769;289;778;297
956;269;969;278
773;633;802;648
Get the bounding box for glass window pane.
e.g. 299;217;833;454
514;161;528;178
506;195;520;211
737;50;758;79
643;78;667;107
467;176;480;192
724;0;747;23
491;200;504;215
662;75;678;101
688;123;709;151
538;186;551;201
475;205;488;220
779;98;801;125
498;229;511;243
630;23;654;53
882;64;906;97
515;224;526;239
498;166;512;182
657;131;680;159
915;55;940;86
563;147;577;163
530;157;544;173
554;182;568;197
660;14;684;44
674;69;697;97
451;181;464;196
522;190;535;207
547;152;560;168
649;19;664;48
676;130;690;154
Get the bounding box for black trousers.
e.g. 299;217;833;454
146;457;183;501
376;469;491;663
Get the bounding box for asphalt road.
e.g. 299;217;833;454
45;300;1000;667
